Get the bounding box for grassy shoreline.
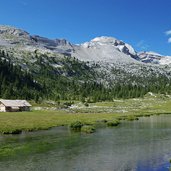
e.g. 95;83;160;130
0;94;171;134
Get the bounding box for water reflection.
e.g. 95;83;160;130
0;115;171;171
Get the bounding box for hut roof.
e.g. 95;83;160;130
0;100;32;107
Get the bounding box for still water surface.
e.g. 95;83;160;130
0;115;171;171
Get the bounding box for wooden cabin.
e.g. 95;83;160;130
0;100;32;112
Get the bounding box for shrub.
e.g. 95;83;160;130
144;114;151;117
126;116;139;121
107;120;120;127
81;125;95;133
70;121;83;130
3;129;22;134
62;101;74;108
117;116;126;120
96;119;108;123
84;102;89;107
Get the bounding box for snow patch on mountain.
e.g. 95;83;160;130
138;51;171;65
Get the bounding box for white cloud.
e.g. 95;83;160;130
165;30;171;35
165;30;171;44
168;37;171;43
136;40;144;47
136;40;149;50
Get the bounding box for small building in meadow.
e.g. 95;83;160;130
0;99;32;112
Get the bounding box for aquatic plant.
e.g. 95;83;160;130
70;121;83;130
126;115;139;121
3;129;22;134
107;120;120;127
96;119;108;123
81;125;95;133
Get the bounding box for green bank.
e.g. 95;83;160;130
0;94;171;134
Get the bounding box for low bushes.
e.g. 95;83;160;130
81;125;95;133
70;121;95;133
3;129;22;134
107;120;120;127
126;115;139;121
96;119;108;123
70;121;83;130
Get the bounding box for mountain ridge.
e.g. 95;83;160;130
0;25;171;100
1;25;171;65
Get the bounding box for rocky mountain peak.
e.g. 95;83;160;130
138;51;163;64
54;38;71;46
0;25;29;38
30;35;70;47
80;36;138;61
0;25;171;65
138;51;171;65
91;36;117;44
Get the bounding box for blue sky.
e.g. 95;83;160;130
1;0;171;55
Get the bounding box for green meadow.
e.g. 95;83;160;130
0;93;171;134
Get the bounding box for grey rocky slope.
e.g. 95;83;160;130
71;36;140;63
138;51;171;65
0;25;171;85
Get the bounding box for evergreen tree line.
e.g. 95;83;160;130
34;55;171;102
0;50;44;100
0;49;171;102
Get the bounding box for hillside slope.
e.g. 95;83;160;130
0;25;171;101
